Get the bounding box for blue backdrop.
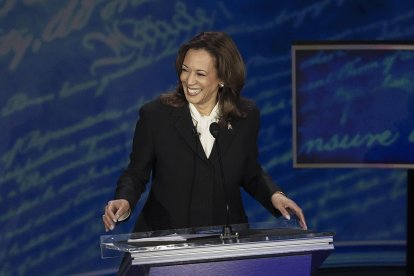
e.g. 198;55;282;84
0;1;409;275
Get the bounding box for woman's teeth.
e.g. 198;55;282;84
187;88;202;96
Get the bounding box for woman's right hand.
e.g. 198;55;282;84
102;199;130;232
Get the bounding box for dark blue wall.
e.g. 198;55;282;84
0;1;409;274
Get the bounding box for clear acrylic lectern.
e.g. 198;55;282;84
101;221;334;275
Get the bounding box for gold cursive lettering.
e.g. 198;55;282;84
0;29;33;71
42;0;97;42
1;92;54;117
301;130;400;154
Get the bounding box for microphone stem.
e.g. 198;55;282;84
215;136;238;240
210;122;238;239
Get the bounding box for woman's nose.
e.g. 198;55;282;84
186;72;196;85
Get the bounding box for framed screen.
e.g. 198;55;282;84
292;43;414;168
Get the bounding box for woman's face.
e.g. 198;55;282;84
180;48;222;115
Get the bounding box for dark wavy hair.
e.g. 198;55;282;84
160;31;247;126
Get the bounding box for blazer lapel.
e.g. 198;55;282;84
173;105;209;162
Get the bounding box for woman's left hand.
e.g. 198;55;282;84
271;192;307;230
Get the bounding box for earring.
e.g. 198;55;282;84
219;83;224;88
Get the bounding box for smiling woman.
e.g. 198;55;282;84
103;31;307;231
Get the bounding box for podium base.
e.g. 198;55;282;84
122;251;332;276
149;254;312;276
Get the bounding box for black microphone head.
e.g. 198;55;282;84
209;122;220;138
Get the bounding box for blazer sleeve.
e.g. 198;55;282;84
240;106;283;217
114;105;155;212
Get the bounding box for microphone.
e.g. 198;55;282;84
209;122;238;240
209;122;220;139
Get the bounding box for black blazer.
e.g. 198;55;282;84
115;98;281;232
